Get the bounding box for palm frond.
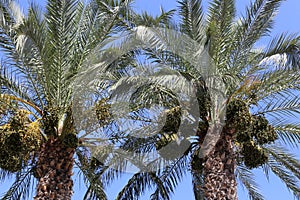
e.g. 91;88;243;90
0;168;14;183
256;93;300;119
274;123;300;147
0;62;32;103
16;2;48;106
237;0;282;48
44;0;81;107
0;0;23;58
236;165;264;200
117;172;169;200
83;184;107;200
231;0;284;71
261;33;300;70
178;0;205;43
72;0;125;72
131;7;175;28
0;168;35;200
96;0;134;31
207;0;235;68
265;145;300;180
150;154;190;200
18;2;45;56
254;70;300;101
265;148;300;198
76;149;108;200
0;1;46;108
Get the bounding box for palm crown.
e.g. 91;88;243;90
97;0;300;199
0;0;299;200
0;0;133;199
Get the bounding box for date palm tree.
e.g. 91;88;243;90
0;0;133;199
97;0;300;199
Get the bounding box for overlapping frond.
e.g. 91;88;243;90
207;0;235;69
231;0;284;72
150;155;190;200
0;0;46;108
76;149;108;200
117;172;169;200
261;33;300;70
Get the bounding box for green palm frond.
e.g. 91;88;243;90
43;0;81;107
231;0;284;72
76;149;108;200
236;165;264;200
74;0;132;71
96;0;134;31
256;93;300;119
254;71;300;101
0;168;35;200
131;8;175;28
264;146;300;198
0;1;46;108
117;172;169;200
150;154;190;200
274;123;300;147
178;0;205;43
265;145;300;180
207;0;235;67
0;0;23;57
0;62;33;104
208;0;235;28
17;2;46;57
262;33;300;70
236;0;283;48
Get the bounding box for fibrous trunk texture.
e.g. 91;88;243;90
203;132;237;200
34;138;75;200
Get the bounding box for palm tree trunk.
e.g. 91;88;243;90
34;137;75;200
202;132;237;200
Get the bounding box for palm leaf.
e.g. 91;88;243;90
261;33;300;70
237;164;264;200
117;172;169;200
0;168;35;200
265;145;300;180
207;0;235;67
264;148;300;198
274;123;300;147
231;0;284;72
76;149;108;200
150;154;190;200
178;0;205;43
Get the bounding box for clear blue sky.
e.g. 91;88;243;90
1;0;299;200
